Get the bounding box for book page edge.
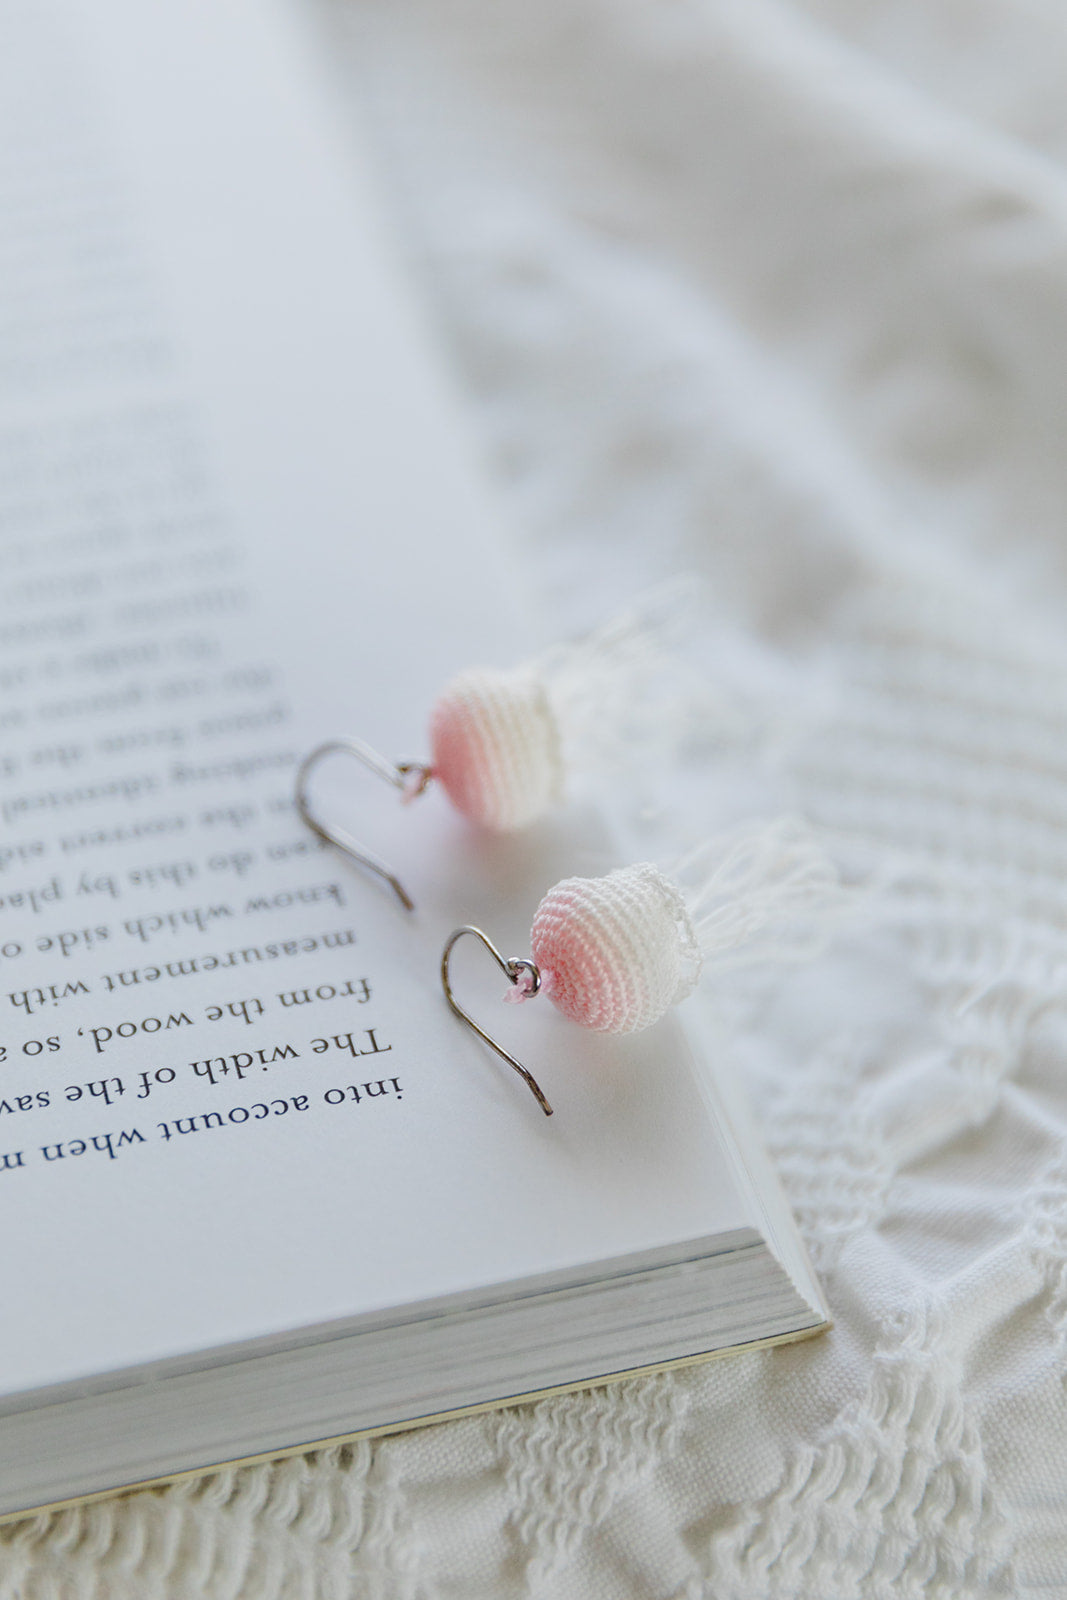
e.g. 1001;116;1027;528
0;1316;831;1525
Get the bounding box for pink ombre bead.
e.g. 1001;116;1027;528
428;667;563;832
530;863;701;1035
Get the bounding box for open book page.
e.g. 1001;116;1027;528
0;0;758;1403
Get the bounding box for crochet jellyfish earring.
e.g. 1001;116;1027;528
441;819;845;1116
295;591;703;911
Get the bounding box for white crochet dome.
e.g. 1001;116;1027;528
428;666;564;831
530;863;703;1035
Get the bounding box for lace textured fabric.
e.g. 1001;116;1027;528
6;0;1067;1596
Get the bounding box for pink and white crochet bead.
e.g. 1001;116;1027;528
441;862;700;1118
441;820;847;1115
294;662;568;910
427;666;563;831
296;595;705;910
529;864;702;1034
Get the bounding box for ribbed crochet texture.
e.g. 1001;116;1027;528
527;825;844;1035
426;591;700;833
428;665;563;830
8;0;1067;1592
530;863;701;1033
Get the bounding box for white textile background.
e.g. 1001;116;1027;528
7;0;1067;1594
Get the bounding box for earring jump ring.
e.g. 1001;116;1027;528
441;926;554;1117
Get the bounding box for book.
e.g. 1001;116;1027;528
0;0;829;1520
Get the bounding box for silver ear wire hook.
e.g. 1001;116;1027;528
441;926;554;1117
295;738;433;913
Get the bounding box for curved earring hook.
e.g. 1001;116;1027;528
295;738;432;913
441;925;554;1117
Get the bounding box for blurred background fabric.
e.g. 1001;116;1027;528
7;0;1067;1594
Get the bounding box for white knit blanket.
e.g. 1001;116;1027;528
7;0;1067;1594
